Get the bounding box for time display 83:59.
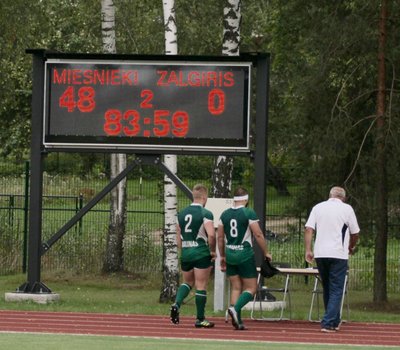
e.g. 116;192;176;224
104;109;189;137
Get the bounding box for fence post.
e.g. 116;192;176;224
79;193;83;235
8;195;14;228
22;160;29;273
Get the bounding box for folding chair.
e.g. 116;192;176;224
250;263;292;321
308;270;350;322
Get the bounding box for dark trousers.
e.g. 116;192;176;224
315;257;348;329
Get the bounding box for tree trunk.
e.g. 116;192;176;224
267;159;290;196
101;0;127;273
160;0;179;303
211;0;241;198
373;0;388;303
211;156;233;197
103;154;127;273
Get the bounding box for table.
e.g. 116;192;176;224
251;267;348;322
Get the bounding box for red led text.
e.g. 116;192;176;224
103;109;189;137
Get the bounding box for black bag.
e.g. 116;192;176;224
260;258;280;278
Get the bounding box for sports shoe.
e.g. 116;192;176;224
228;306;240;330
321;327;336;333
335;322;342;331
237;323;246;331
195;319;215;328
170;304;180;324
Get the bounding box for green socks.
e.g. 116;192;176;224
235;291;253;323
174;285;207;321
195;290;207;320
175;283;191;307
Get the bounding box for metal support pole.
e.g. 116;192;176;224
18;50;49;293
253;53;270;266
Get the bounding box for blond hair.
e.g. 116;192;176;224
192;184;208;200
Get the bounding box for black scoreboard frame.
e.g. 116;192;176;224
43;55;252;154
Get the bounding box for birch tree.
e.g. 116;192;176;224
101;0;127;273
211;0;241;197
159;0;179;302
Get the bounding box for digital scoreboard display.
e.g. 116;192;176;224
43;58;252;153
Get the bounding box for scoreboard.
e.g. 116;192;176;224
43;58;252;153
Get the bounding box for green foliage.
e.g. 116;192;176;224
113;0;165;54
174;0;224;55
124;225;163;273
0;0;103;159
177;156;214;180
41;153;255;183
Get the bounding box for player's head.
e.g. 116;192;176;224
233;186;249;205
329;186;346;201
192;184;208;205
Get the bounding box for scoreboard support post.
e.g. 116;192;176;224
253;53;269;267
18;50;50;293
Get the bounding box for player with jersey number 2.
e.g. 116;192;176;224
170;184;216;328
217;186;272;330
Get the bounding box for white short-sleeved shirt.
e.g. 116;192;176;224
305;198;360;259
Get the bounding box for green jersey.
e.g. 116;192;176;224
220;206;259;265
177;203;214;263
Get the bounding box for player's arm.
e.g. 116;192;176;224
250;221;270;260
217;223;226;271
204;219;216;261
176;222;182;250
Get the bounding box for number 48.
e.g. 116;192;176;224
59;86;96;113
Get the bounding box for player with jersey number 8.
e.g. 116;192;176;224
217;186;272;330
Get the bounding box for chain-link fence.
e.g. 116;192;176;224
0;159;399;292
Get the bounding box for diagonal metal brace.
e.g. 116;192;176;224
41;158;141;255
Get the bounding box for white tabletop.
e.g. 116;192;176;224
277;267;319;275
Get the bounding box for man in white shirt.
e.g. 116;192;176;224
304;186;360;333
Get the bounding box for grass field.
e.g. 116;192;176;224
1;333;399;350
